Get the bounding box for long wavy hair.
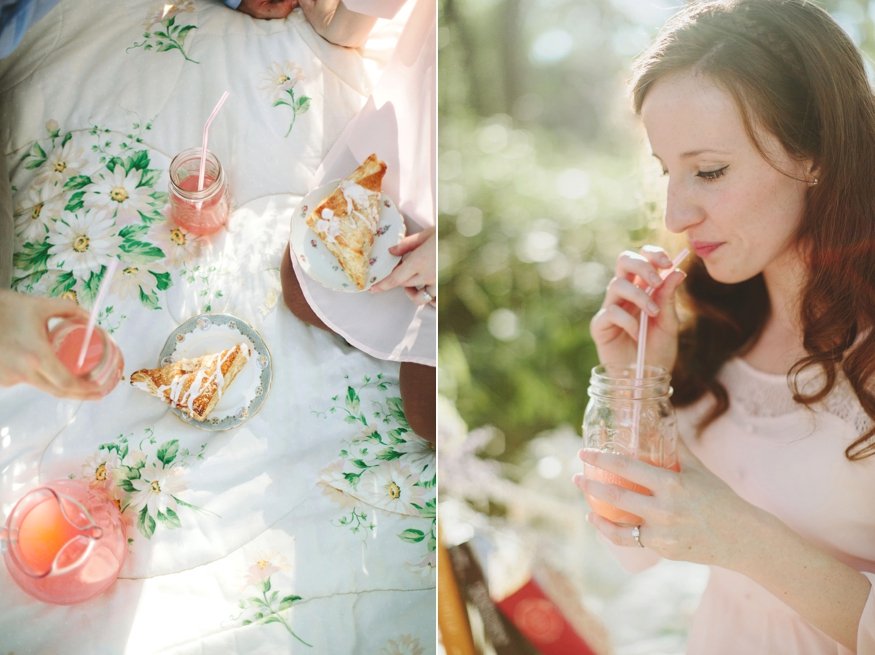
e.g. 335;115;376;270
630;0;875;460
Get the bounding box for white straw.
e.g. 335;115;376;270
631;248;689;457
76;258;119;370
198;91;229;191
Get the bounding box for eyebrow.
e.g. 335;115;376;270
652;149;733;161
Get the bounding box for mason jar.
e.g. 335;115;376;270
582;364;678;526
168;147;230;235
49;317;124;397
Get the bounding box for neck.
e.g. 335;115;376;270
744;247;808;374
762;247;807;333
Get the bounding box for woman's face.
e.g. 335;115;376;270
641;72;812;284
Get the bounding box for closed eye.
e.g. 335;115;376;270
696;165;729;181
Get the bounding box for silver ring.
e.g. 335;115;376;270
632;525;644;548
421;289;434;302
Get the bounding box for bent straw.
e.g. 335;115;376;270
198;91;229;191
631;248;689;457
76;258;119;370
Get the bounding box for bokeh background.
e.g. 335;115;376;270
437;1;875;653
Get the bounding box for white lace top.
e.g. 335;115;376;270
678;358;875;655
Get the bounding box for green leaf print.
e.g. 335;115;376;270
386;398;410;430
139;286;161;310
157;508;182;529
375;448;403;461
295;97;311;113
398;529;425;543
65;190;86;213
48;271;76;297
63;175;92;191
80;269;103;307
278;595;302;610
177;24;196;44
127;150;150;173
12;240;51;273
120;238;165;263
345;387;360;414
118;224;149;240
156;439;179;466
137;505;156;539
152;271;172;291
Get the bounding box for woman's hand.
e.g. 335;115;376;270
573;439;872;650
237;0;298;19
572;438;756;568
299;0;378;48
369;227;436;306
0;290;103;400
590;245;685;371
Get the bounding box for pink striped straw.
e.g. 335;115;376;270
198;91;229;191
631;248;689;456
76;258;119;370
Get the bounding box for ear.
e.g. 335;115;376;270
807;160;820;186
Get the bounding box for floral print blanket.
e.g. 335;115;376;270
0;0;432;652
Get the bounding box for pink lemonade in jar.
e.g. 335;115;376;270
168;148;230;235
49;318;124;396
54;324;103;376
584;459;680;525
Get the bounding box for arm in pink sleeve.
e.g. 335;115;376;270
858;572;875;654
341;0;406;20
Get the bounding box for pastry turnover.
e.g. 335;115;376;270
131;343;251;422
306;153;387;290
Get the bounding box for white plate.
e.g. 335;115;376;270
289;179;406;292
156;313;273;431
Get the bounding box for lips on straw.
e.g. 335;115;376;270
76;258;119;370
630;248;690;457
198;91;229;191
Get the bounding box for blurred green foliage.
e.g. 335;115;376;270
438;0;875;460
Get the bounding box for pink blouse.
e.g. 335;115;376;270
290;0;436;366
607;358;875;653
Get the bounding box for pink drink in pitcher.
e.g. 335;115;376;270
2;480;127;604
49;318;124;396
168;148;230;235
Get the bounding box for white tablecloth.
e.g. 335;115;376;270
0;0;435;651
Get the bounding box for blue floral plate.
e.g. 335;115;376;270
289;179;406;292
158;313;272;431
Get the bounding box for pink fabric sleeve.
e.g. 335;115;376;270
342;0;406;20
858;572;875;654
597;532;662;573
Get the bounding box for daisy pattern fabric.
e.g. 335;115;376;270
0;0;432;651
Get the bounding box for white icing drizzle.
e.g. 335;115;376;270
162;343;250;417
340;180;379;233
315;208;342;244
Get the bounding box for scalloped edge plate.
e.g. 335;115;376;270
289;179;406;292
157;313;273;431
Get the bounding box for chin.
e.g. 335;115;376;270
701;260;757;285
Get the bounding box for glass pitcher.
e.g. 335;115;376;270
582;364;679;526
1;479;127;604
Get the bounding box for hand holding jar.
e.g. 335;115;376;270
0;290;104;400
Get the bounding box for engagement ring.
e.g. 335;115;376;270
632;525;644;548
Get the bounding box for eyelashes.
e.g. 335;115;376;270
696;165;729;181
660;165;730;181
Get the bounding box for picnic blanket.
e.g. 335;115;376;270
0;0;436;652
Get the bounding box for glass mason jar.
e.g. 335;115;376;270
582;364;678;526
49;317;124;397
168;147;230;235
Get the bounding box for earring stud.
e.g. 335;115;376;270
812;178;819;186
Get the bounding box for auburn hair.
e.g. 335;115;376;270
630;0;875;460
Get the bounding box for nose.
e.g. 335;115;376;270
663;178;704;235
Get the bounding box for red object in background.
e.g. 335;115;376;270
496;579;597;655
